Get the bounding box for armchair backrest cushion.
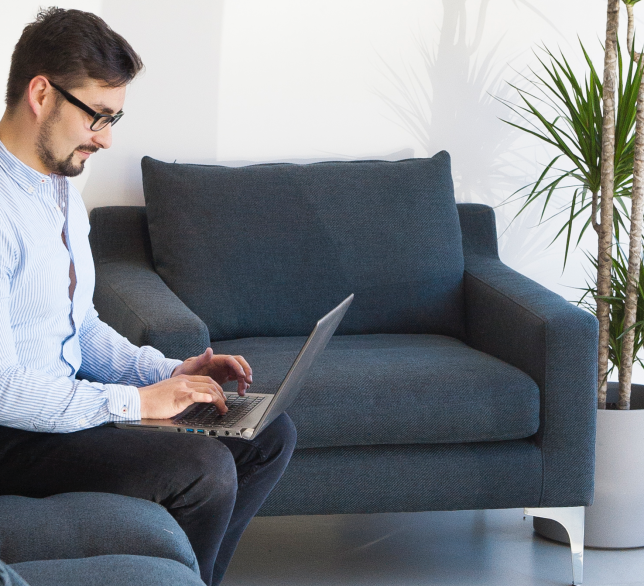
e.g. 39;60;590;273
141;152;465;341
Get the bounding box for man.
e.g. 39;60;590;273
0;7;296;586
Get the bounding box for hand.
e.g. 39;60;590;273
172;348;253;396
138;375;227;420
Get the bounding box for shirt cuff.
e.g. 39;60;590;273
105;384;141;421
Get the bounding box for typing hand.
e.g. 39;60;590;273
138;375;228;419
172;348;253;396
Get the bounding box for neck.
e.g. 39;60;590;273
0;109;51;175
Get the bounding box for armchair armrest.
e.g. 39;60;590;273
457;204;598;507
89;207;209;361
0;493;198;572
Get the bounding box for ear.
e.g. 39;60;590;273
26;76;55;121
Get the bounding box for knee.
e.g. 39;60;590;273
174;439;238;505
200;440;238;492
279;413;297;453
259;413;297;460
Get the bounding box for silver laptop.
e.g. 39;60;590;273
115;294;353;441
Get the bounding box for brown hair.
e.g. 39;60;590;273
5;7;144;110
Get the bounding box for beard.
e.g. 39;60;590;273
35;108;96;178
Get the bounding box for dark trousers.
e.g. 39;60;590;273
0;414;297;586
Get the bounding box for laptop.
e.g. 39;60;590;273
114;294;353;441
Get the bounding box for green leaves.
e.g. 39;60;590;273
498;40;643;268
578;247;644;382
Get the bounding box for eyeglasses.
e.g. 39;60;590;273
48;80;124;131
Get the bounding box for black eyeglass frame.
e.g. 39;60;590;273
48;80;124;131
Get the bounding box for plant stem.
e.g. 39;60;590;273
598;0;621;410
592;190;601;234
628;3;636;52
618;3;644;410
618;84;644;410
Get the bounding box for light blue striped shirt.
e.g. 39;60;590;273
0;139;182;433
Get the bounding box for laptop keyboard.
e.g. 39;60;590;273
174;395;265;428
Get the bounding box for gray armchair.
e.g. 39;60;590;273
0;493;206;586
88;152;597;584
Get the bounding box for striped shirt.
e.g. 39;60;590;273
0;139;182;433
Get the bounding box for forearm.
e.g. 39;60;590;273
0;363;141;433
78;307;182;387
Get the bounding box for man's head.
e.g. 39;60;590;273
2;7;143;177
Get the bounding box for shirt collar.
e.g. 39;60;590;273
0;138;53;195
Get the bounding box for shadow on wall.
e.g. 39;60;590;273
375;0;570;274
80;0;225;211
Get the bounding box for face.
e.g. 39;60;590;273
35;78;126;177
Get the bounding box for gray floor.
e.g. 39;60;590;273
222;509;644;586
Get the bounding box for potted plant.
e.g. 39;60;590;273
500;0;644;547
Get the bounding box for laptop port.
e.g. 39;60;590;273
197;429;205;434
225;431;230;436
177;428;182;432
186;428;194;433
209;431;217;437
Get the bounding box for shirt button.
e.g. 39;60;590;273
79;418;87;426
27;186;34;194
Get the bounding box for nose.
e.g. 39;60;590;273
92;123;113;150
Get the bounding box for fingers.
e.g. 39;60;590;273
177;374;222;385
172;348;213;378
189;387;228;414
139;375;229;420
177;374;226;408
223;355;253;395
188;348;214;373
224;355;252;382
185;378;225;400
199;347;214;363
177;355;253;398
235;355;253;382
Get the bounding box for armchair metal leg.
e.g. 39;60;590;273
524;506;585;585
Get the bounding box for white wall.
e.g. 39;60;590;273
2;0;643;380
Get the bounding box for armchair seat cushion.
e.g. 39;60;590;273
212;333;540;449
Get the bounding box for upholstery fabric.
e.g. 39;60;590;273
0;493;198;573
9;556;206;586
257;439;542;516
141;153;466;342
211;333;540;448
89;207;209;361
457;203;498;257
88;197;599;512
457;204;598;507
0;561;28;586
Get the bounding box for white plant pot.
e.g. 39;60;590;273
534;383;644;548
